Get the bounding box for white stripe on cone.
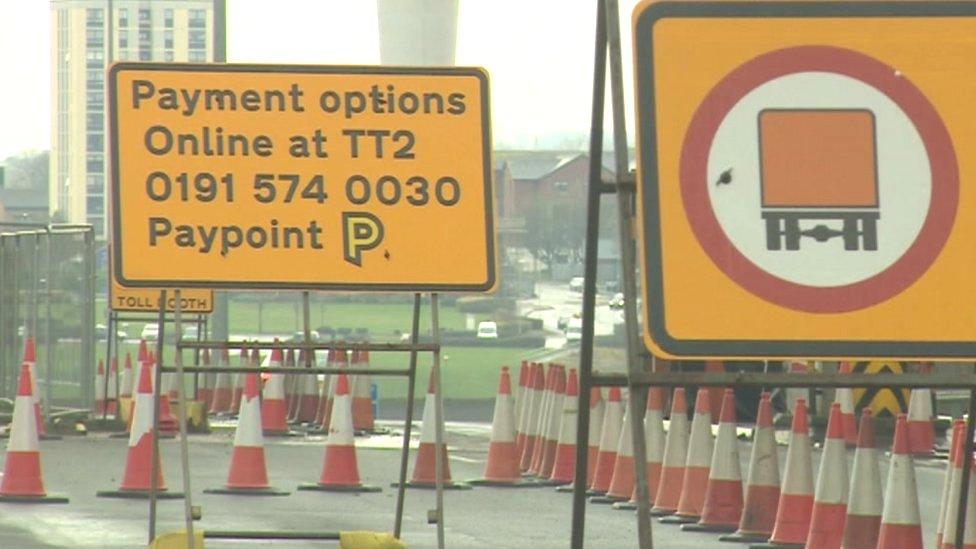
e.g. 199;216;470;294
490;379;516;444
847;443;881;516
596;395;623;458
235;382;263;448
709;412;740;482
330;392;355;446
936;421;965;547
781;429;812;495
644;404;665;465
685;400;713;468
881;455;920;526
814;430;848;504
94;362;106;412
120;355;134;398
419;387;437;444
128;374;155;448
9;392;38;452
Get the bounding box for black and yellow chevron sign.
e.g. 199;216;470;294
851;361;909;417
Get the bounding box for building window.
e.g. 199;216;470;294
86;28;103;47
164;51;174;62
90;218;105;236
86;197;104;215
86;8;103;26
164;9;173;28
86;154;104;173
86;133;104;152
119;32;128;48
118;8;128;27
86;113;103;131
86;90;103;107
86;174;103;193
164;30;173;49
189;9;206;28
139;50;151;61
138;8;151;26
138;29;151;46
188;30;206;49
188;50;206;62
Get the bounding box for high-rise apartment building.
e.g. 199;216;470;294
50;0;214;238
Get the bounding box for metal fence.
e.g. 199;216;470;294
0;224;95;411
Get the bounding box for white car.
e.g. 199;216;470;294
476;321;499;339
565;318;583;342
140;323;160;341
569;277;585;292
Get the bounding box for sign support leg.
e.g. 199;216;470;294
955;379;976;548
149;290;166;545
571;1;609;547
394;293;422;538
173;290;197;547
104;310;115;420
431;293;446;549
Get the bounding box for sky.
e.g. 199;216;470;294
0;0;640;162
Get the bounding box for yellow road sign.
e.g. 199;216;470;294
633;1;976;359
110;279;213;314
852;361;908;417
109;64;495;291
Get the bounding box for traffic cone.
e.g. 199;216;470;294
519;363;545;472
556;384;602;493
651;387;689;517
754;398;813;548
835;361;857;447
515;361;529;426
589;387;623;495
943;455;976;549
527;364;556;476
94;359;106;415
97;357;183;499
684;388;742;533
614;386;666;512
152;352;177;436
398;369;470;490
261;346;291;436
351;350;375;432
120;352;134;400
229;346;248;413
470;367;538;487
0;364;68;503
197;348;214;409
805;403;849;549
312;349;336;427
842;409;882;549
877;414;923;549
594;402;636;504
295;349;320;424
209;348;234;414
548;368;579;486
22;338;51;439
720;392;780;543
299;373;381;493
204;373;289;496
660;388;714;524
319;348;348;432
936;420;965;548
537;365;566;479
107;357;119;416
906;363;935;456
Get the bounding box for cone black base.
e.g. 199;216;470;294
612;501;638;511
682;523;738;533
0;433;63;441
0;494;69;504
718;532;771;544
467;478;547;488
650;508;677;517
659;514;699;524
96;489;184;499
108;432;175;440
204;487;290;496
390;481;472;490
589;494;627;504
261;430;302;438
554;484;575;493
298;483;381;493
355;426;392;436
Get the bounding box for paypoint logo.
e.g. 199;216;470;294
342;212;384;267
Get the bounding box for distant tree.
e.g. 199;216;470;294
523;199;586;275
2;150;49;190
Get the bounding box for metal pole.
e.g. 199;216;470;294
955;371;976;548
149;290;166;544
571;1;608;547
394;293;422;538
172;291;196;547
84;229;96;410
43;232;54;414
103;311;114;420
431;293;445;549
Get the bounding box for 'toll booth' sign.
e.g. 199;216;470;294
633;1;976;359
110;64;496;292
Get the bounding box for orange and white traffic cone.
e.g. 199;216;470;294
399;369;470;490
720;391;779;543
537;365;566;479
260;346;291;436
515;361;529;426
842;409;882;549
589;387;623;495
94;359;106;415
295;349;320;424
519;363;545;472
906;362;935;457
120;352;134;401
586;387;605;487
548;368;579;487
755;398;813;548
107;357;119;416
943;455;976;549
614;386;667;511
351;350;376;432
210;348;234;414
151;352;178;436
197;348;214;410
299;373;381;493
204;372;289;496
527;364;556;477
661;388;714;524
97;357;183;499
835;361;857;447
0;364;68;503
22;338;52;439
935;420;965;548
651;387;689;517
877;414;923;549
684;388;742;532
594;402;636;504
470;367;538;487
319;348;348;432
805;402;849;549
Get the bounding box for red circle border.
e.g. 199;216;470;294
680;45;959;314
